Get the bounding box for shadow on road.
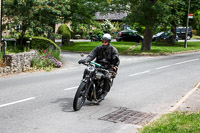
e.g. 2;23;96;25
51;97;102;112
51;98;74;112
84;101;101;106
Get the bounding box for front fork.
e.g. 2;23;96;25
82;77;98;101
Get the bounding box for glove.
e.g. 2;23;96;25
112;66;118;78
113;66;118;73
78;59;86;64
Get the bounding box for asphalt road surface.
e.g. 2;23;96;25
1;51;200;133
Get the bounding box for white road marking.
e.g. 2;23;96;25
156;58;199;70
64;86;78;91
129;58;199;76
129;70;151;77
156;65;172;70
175;59;199;65
168;81;200;112
0;97;36;108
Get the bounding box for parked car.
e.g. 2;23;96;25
116;31;143;43
152;32;178;42
176;27;193;40
152;32;164;41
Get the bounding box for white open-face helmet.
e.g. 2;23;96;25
102;33;111;42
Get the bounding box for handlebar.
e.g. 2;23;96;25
81;61;110;73
81;61;101;67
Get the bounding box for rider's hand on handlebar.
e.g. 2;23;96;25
113;66;118;73
78;59;86;64
112;66;118;78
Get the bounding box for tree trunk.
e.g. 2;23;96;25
171;22;177;45
141;27;153;51
19;30;25;48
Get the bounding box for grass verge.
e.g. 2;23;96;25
61;41;200;55
192;35;200;39
61;41;137;54
130;41;200;55
140;111;200;133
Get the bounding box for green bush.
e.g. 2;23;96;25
193;30;200;36
57;24;71;45
29;36;61;54
92;29;104;36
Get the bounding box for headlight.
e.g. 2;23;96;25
87;65;95;72
95;72;104;79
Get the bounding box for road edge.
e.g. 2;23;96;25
139;81;200;132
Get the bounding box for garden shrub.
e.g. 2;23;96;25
57;24;71;45
193;30;200;36
29;36;61;54
92;29;104;36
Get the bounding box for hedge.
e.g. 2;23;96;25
57;24;71;45
29;36;61;53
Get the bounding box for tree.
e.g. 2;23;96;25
192;10;200;30
124;0;170;51
3;0;70;45
166;0;186;45
167;0;200;45
4;0;36;46
67;0;103;36
102;0;171;51
3;0;103;45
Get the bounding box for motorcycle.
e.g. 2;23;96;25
73;61;114;111
90;34;102;42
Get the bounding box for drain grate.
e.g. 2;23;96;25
99;107;157;125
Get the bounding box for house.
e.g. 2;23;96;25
95;11;127;22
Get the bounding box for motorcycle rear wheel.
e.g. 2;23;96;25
73;82;87;111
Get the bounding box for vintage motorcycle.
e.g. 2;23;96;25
73;61;114;111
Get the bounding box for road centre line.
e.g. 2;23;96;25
175;58;199;65
156;58;199;70
129;70;151;77
64;86;78;91
129;58;199;76
156;65;172;70
0;97;36;108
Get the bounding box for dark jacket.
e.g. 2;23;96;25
85;45;120;69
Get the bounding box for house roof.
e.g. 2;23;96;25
95;11;127;21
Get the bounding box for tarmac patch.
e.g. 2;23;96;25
99;107;156;125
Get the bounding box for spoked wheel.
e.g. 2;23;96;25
187;36;191;40
73;82;87;111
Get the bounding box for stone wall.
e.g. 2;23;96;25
0;51;36;76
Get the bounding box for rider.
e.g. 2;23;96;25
78;33;120;100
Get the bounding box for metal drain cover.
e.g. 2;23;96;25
99;107;157;125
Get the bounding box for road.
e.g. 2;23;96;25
1;51;200;133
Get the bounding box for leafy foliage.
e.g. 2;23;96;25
4;0;70;35
30;36;61;53
193;10;200;30
57;24;71;45
101;19;114;33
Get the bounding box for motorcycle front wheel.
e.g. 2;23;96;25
73;81;87;111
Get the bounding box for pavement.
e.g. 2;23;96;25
177;82;200;112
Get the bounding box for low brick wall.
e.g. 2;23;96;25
0;51;36;76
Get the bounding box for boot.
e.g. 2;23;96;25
100;91;108;100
